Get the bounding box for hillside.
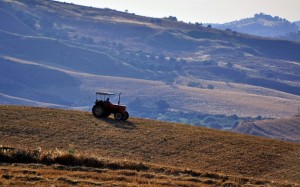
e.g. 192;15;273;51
232;116;300;142
295;21;300;29
1;0;300;126
1;105;300;186
213;13;299;38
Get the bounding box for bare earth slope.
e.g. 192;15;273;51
1;105;300;186
233;116;300;142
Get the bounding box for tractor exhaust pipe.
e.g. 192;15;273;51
118;92;121;105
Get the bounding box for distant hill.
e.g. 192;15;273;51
1;105;299;185
279;31;300;41
1;0;300;125
280;21;300;41
213;13;299;38
232;116;300;142
294;21;300;30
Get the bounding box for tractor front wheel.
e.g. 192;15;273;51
114;112;123;121
122;111;129;121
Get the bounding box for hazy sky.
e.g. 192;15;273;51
54;0;300;23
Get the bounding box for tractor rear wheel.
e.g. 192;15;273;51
122;111;129;121
92;105;105;118
114;112;123;121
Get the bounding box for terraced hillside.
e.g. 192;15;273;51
1;105;300;186
233;116;300;142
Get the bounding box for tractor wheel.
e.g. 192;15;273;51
114;112;123;121
122;111;129;121
92;105;105;118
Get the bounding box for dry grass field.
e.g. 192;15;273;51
1;150;296;187
5;55;300;118
233;116;300;142
1;105;300;186
76;70;300;118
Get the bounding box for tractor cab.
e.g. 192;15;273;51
95;92;113;101
95;92;114;104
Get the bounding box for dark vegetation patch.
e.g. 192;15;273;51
244;77;300;96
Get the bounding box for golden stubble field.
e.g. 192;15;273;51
1;105;300;186
233;116;300;142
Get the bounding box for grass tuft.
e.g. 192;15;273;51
0;148;149;172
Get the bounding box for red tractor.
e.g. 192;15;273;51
92;92;129;121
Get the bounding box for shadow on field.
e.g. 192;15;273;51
100;118;136;130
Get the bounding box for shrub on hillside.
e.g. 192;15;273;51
187;82;203;88
203;116;217;123
165;16;177;22
207;84;214;89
